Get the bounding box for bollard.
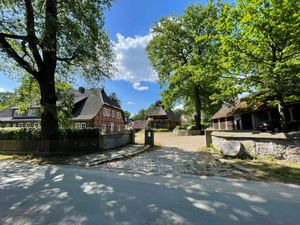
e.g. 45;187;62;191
144;129;154;146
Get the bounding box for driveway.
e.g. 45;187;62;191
1;160;300;225
100;132;244;178
135;131;206;151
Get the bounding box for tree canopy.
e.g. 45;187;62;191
0;0;114;139
217;0;300;128
147;1;227;129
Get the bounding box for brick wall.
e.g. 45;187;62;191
93;105;125;133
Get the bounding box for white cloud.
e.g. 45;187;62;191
113;33;157;85
174;103;184;110
132;82;149;91
0;87;7;92
127;101;136;105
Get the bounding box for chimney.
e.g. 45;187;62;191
78;87;85;94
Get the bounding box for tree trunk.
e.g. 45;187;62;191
194;86;202;130
38;0;58;140
38;70;58;140
278;100;287;132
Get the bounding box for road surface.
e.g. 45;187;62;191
1;160;300;225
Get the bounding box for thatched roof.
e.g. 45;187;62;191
146;101;180;122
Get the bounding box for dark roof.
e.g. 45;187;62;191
0;88;122;122
72;89;121;121
100;89;121;109
146;101;180;122
130;120;147;129
0;108;13;121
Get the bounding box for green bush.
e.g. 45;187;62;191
153;128;170;132
0;127;100;140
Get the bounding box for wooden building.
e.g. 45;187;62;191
145;101;180;130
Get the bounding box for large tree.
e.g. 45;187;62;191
146;1;226;129
0;0;114;139
218;0;300;129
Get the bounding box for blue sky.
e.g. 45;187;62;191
0;0;207;115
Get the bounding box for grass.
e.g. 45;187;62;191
208;146;300;184
0;154;14;160
227;158;300;184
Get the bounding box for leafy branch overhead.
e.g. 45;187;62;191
0;0;115;139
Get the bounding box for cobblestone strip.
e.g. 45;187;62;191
67;145;151;167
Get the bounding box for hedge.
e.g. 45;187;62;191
0;128;100;140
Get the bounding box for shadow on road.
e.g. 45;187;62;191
0;160;300;225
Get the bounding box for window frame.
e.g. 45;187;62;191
102;124;106;134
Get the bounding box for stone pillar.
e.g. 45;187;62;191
225;117;228;130
218;119;221;130
205;129;213;148
145;129;154;146
130;130;135;144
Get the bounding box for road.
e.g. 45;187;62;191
1;160;300;225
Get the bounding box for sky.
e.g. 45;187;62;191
0;0;207;115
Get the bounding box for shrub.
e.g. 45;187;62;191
0;127;100;140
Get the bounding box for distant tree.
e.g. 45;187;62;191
2;74;74;128
123;110;131;123
218;0;300;129
0;0;114;139
147;1;226;130
132;109;147;121
0;91;14;110
109;92;121;108
132;104;155;121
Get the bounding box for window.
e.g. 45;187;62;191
116;112;119;119
117;112;121;119
26;123;31;127
102;124;106;134
81;123;86;128
110;122;114;132
6;123;10;127
112;110;115;118
75;123;81;129
103;108;111;117
19;123;24;128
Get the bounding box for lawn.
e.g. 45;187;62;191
227;158;300;184
0;155;13;160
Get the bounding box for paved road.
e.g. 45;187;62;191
1;160;300;225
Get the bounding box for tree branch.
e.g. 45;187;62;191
56;53;78;62
0;33;27;40
24;0;43;70
0;36;38;76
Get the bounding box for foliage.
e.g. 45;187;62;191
216;0;300;128
153;128;170;132
0;0;115;139
146;1;227;129
0;91;14;110
109;92;121;108
0;127;100;140
132;104;155;121
1;74;74;128
123;110;131;123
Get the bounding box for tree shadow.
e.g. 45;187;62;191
1;160;300;224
